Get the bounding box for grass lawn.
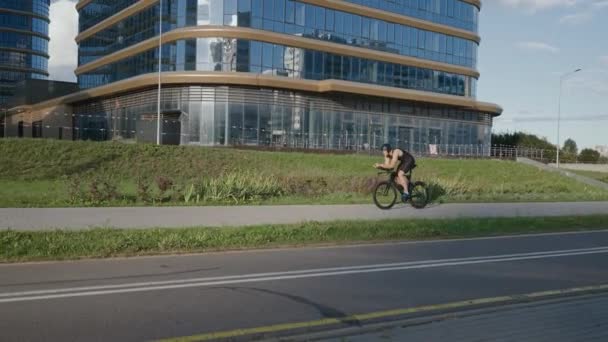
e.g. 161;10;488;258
1;138;608;207
2;215;607;262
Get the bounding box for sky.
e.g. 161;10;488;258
48;0;608;149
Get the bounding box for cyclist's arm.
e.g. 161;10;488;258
376;153;400;169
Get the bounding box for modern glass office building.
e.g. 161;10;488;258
0;0;50;110
9;0;501;152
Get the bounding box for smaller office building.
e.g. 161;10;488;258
3;79;78;139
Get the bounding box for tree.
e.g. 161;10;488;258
563;138;578;155
491;132;555;150
578;149;601;163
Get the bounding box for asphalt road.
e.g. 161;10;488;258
323;294;608;342
2;230;608;341
1;201;607;230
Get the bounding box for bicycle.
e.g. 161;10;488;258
373;165;429;210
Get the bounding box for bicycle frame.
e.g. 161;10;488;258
378;169;414;192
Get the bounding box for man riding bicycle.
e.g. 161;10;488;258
374;143;415;202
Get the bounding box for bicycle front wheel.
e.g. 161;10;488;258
373;181;398;210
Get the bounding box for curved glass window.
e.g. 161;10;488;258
0;13;29;29
0;50;48;71
240;0;477;68
344;0;478;32
0;0;50;17
0;31;48;52
78;0;477;68
78;38;476;98
79;0;155;32
0;70;46;82
79;2;196;66
72;85;492;149
32;18;49;35
33;0;50;16
0;13;49;36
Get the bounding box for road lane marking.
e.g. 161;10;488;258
1;246;608;303
156;283;608;342
4;246;606;298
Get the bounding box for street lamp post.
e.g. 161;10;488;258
556;68;581;168
156;0;163;145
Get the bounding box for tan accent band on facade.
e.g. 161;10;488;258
300;0;480;42
465;0;481;9
76;0;159;43
23;71;502;115
75;26;480;79
77;0;479;46
76;0;93;11
75;0;480;11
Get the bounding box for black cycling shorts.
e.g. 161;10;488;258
398;153;415;173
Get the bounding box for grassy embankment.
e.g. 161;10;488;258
1;138;608;207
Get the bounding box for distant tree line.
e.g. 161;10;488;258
492;132;607;164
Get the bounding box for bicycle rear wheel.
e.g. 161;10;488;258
409;181;429;209
373;181;398;210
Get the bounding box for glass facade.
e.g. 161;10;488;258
0;0;50;17
73;86;492;151
0;31;49;52
0;0;50;109
344;0;478;32
79;38;476;98
239;0;478;68
78;0;477;68
0;50;48;70
79;0;143;32
78;1;197;66
71;0;497;152
0;13;49;36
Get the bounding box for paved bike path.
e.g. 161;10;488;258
1;202;607;230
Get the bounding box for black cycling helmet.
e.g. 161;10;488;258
381;143;392;152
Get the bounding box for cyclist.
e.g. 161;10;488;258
374;143;416;201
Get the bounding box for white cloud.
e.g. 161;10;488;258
591;0;608;8
557;0;608;24
559;11;593;23
499;0;608;19
48;0;78;82
498;0;579;12
516;41;560;53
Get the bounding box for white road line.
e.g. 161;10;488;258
1;246;608;303
2;246;607;298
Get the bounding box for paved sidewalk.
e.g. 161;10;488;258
1;202;607;230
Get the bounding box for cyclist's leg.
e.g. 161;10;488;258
397;169;408;194
398;158;414;196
